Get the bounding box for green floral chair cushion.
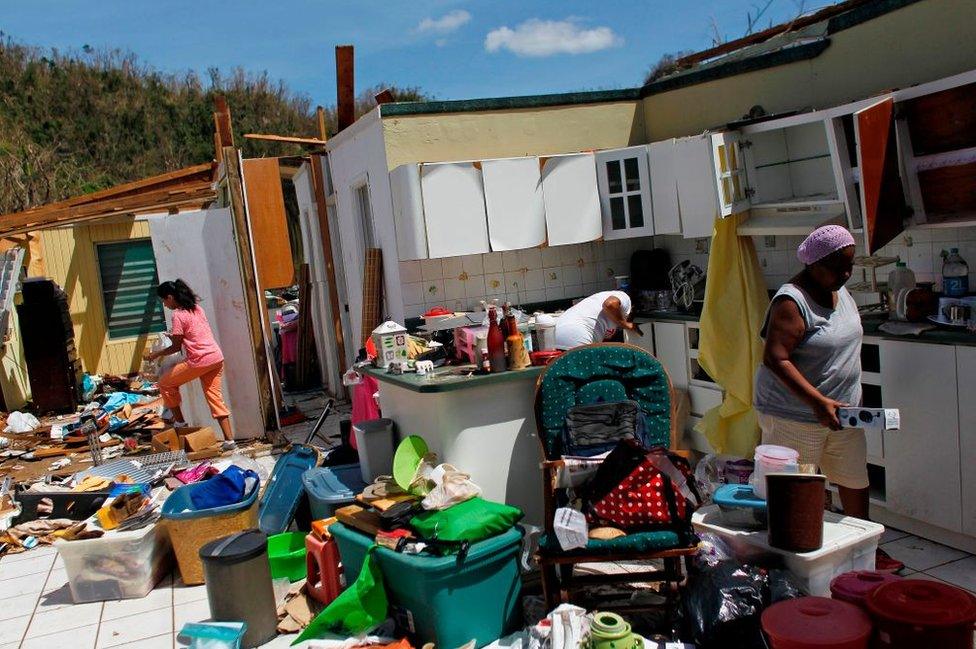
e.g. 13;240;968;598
537;344;670;458
539;529;683;555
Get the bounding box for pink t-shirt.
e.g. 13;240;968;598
171;306;224;368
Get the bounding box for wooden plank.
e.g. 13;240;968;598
316;106;328;142
242;158;294;289
214;96;234;148
360;248;383;346
374;89;394;105
309;154;346;376
223;146;276;433
244;134;327;146
336;45;355;132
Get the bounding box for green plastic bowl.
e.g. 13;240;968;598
267;532;307;582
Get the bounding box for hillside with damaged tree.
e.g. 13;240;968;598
0;35;428;215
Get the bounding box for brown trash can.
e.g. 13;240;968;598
766;473;826;552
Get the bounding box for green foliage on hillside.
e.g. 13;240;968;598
0;36;430;214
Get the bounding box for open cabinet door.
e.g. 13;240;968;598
855;98;909;254
711;131;751;217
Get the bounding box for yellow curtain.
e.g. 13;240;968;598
695;212;770;457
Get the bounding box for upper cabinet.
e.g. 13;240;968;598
647;139;681;235
673;134;722;238
595;146;654;240
482;156;546;251
540;153;603;246
420;162;491;259
389;164;428;261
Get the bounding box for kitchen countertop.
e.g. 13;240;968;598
364;364;544;393
633;310;701;322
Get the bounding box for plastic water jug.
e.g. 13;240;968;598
942;248;969;297
887;262;915;320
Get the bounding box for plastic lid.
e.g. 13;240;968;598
830;570;902;603
755;444;800;462
713;483;767;510
393;435;429;491
302;464;367;502
199;530;268;564
867;580;976;627
762;597;871;648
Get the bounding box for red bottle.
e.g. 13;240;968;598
487;307;507;373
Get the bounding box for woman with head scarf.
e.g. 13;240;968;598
754;225;900;570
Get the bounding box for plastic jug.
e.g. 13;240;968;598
887;262;915;320
942;248;969;297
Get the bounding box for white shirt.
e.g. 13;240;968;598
554;291;632;350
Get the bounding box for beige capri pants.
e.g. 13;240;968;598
757;412;869;489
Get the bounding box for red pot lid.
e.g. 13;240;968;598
762;597;872;648
424;306;452;317
867;580;976;627
830;570;902;602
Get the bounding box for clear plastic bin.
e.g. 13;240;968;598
54;522;172;603
692;505;883;596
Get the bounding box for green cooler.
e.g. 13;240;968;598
330;522;523;648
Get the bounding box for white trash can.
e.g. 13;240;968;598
353;418;395;483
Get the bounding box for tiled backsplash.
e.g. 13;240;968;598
398;237;654;317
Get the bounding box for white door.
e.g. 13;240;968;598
957;346;976;536
880;341;962;532
421;162;491;258
652;321;689;391
595;146;654;240
482;156;547;251
540;153;603;246
711;131;751;217
673;135;719;239
648;139;681;235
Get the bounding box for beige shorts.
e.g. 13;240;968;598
757;412;869;489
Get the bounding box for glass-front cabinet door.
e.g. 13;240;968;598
596;146;655;239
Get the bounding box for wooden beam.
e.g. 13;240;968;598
374;89;394;105
223;146;277;433
242;157;295;289
316;106;328;142
243;133;328;146
336;45;355;132
309;154;346;376
214;96;234;148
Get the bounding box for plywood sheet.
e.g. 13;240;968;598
242;158;294;289
421;162;490;258
482;157;546;251
540;153;602;246
147;208;264;439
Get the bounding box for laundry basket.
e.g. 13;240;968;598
161;480;260;584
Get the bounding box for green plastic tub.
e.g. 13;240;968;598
330;522;523;648
267;532;307;582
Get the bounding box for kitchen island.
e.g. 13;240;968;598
364;365;546;525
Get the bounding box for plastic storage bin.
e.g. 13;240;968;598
302;464;367;520
713;483;767;530
692;506;883;596
267;532;307;582
55;522;172;603
331;522;523;648
161;480;260;585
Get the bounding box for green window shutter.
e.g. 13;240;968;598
96;239;166;339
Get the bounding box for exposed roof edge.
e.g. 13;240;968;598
640;39;831;98
379;88;641;117
827;0;926;33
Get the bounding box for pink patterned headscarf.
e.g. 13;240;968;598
797;225;856;265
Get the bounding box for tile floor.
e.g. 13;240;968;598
0;527;972;648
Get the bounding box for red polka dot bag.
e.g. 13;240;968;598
584;439;700;533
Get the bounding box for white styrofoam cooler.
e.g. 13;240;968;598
692;505;883;596
54;522;172;603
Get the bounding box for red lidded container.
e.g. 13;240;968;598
762;596;872;649
830;570;902;609
867;580;976;649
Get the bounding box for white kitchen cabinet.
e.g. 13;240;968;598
482;156;547;252
627;319;655;356
648;139;681;235
540;153;603;246
420;162;491;258
957;346;976;537
673;135;720;239
596;146;654;240
652;321;689;390
711;131;751;217
880;341;962;533
389;163;428;260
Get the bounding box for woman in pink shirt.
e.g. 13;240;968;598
143;279;234;448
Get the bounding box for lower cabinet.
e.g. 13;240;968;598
957;346;976;537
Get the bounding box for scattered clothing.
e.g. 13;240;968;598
171;305;224;368
554;291;631;350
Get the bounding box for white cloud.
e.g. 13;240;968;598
417;9;471;34
485;18;623;57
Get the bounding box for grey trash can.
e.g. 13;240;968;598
352;418;395;483
199;530;278;648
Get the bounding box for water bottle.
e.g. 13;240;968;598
887;262;916;319
942;248;969;297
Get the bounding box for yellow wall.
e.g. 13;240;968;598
39;219;154;376
0;305;31;410
382;101;644;170
641;0;976;139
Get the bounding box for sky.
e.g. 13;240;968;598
2;0;840;106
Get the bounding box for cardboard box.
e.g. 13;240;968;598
150;426;218;453
838;407;900;431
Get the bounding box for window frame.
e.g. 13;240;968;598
94;238;166;341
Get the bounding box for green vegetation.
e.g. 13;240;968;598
0;35;429;214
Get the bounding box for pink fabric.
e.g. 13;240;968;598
797;225;856;265
280;328;298;364
349;375;381;451
171;306;224;368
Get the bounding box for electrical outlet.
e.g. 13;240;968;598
764;235;776;248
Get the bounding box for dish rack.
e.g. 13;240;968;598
849;255;899;314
